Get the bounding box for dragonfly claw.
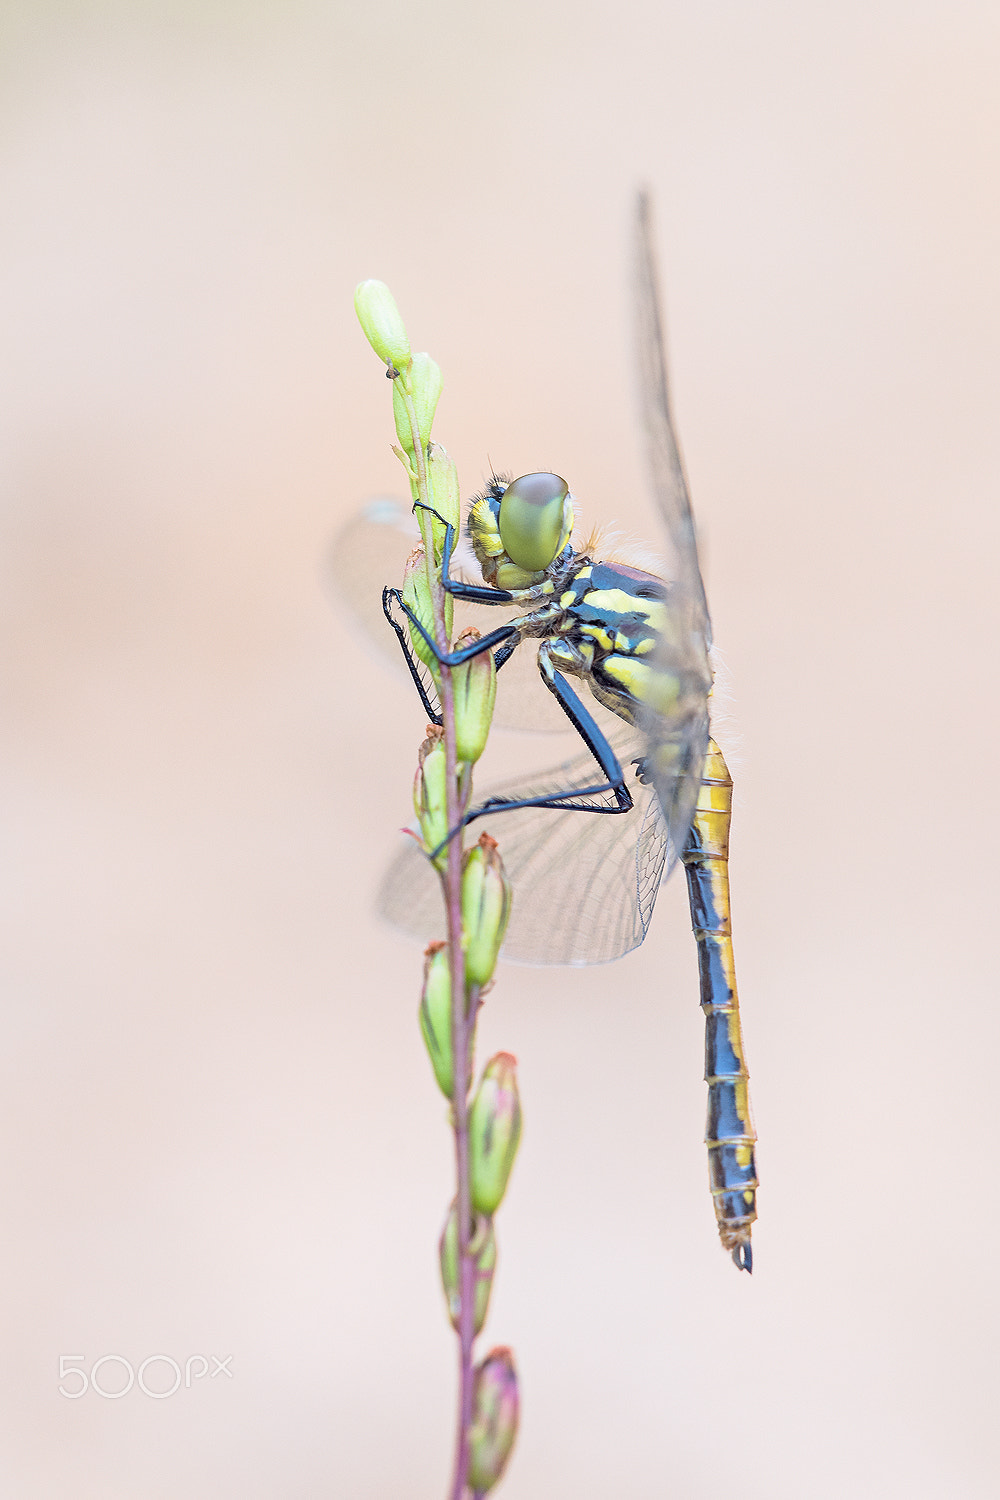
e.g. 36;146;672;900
731;1242;753;1274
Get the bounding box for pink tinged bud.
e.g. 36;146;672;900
353;280;411;370
418;943;455;1099
438;1200;497;1336
392;351;442;454
452;630;496;764
461;835;512;987
401;548;453;676
468;1052;522;1216
467;1347;519;1493
418;942;475;1099
413;730;449;868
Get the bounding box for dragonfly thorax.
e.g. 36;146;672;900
540;559;680;723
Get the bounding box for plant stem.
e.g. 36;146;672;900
396;383;476;1498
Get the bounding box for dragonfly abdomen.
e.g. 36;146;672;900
682;739;758;1272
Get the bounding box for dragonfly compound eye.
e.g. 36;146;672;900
498;472;571;573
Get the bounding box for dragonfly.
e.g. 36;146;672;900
336;194;758;1271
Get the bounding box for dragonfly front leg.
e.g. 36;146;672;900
381;581;533;726
387;587;523;670
411;500;517;605
389;598;632;851
682;739;758;1272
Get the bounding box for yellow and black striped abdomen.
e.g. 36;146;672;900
682;739;757;1271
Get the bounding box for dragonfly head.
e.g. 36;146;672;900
469;472;575;590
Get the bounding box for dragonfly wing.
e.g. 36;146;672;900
640;683;711;884
634;192;714;857
634;192;711;646
378;727;676;967
491;641;569;733
328;498;567;732
328;497;420;655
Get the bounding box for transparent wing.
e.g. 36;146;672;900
327;497;420;669
326;497;567;732
634;191;711;647
378;724;679;967
634;191;714;858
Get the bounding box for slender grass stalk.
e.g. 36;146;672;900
395;378;477;1496
355;281;519;1497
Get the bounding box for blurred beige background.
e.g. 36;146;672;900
2;2;998;1495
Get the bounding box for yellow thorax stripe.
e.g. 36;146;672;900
600;656;681;715
582;587;668;632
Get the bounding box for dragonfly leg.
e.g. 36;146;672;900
382;586;528;728
427;660;635;860
411;500;516;604
682;739;758;1272
381;586;443;724
387;588;522;667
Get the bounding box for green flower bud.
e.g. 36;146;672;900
393;352;442;454
427;442;461;562
401;547;453;675
468;1052;522;1216
461;835;512;987
439;1200;497;1336
418;942;455;1098
468;1347;519;1493
353;280;411;370
413;730;449;868
452;631;496;765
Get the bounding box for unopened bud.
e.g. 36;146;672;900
468;1347;519;1493
413;730;449;867
468;1052;522;1216
439;1201;497;1336
393;351;442;454
452;632;496;764
418;942;475;1098
427;443;461;562
418;943;455;1098
462;835;512;986
401;548;452;676
354;280;411;370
